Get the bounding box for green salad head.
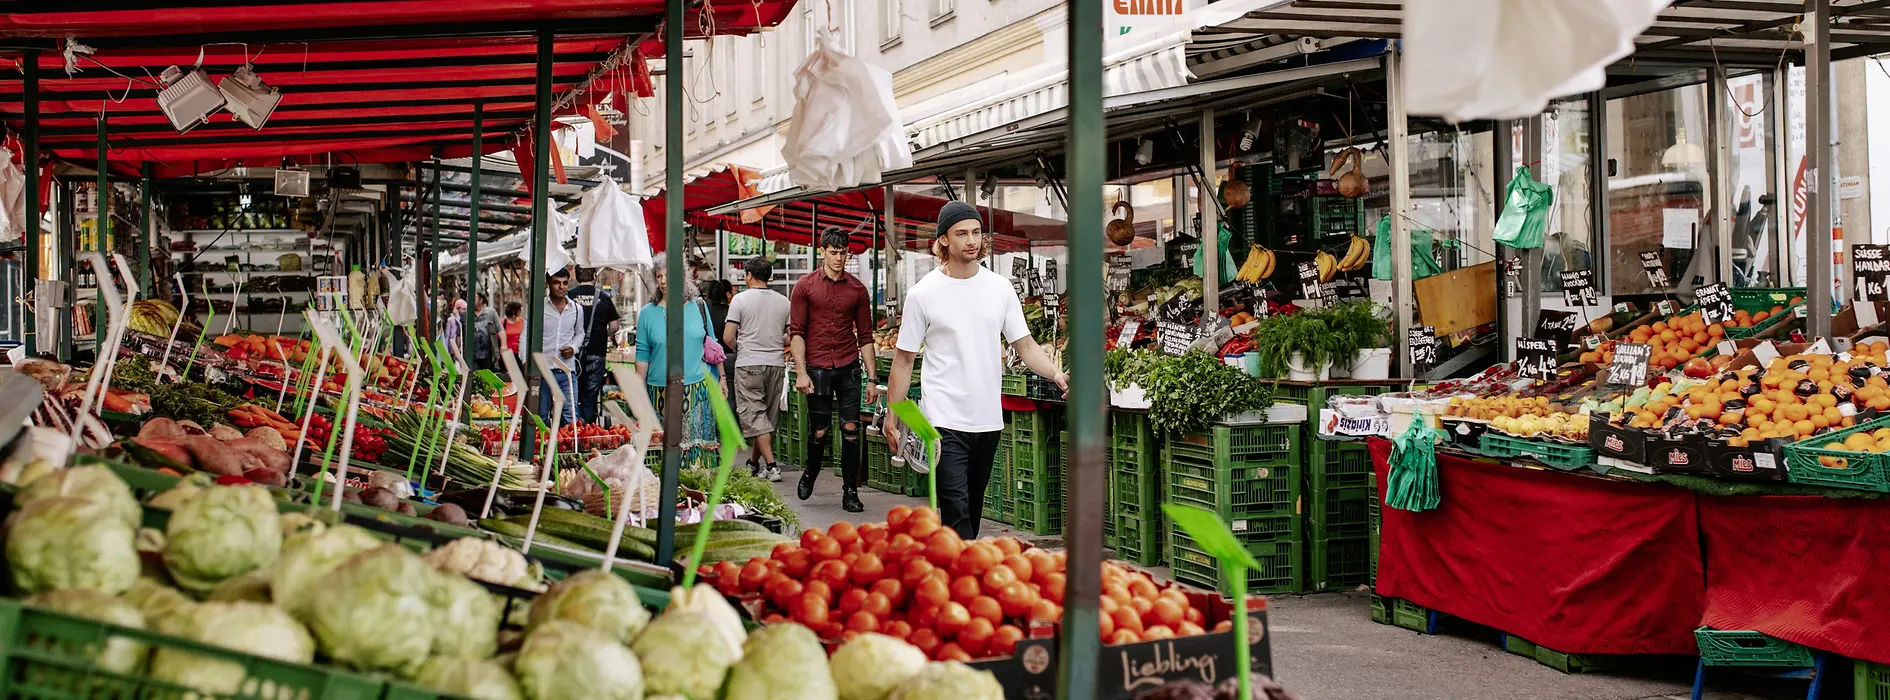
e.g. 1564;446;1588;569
305;545;439;677
515;619;644;700
527;569;651;644
147;602;314;697
830;632;928;700
162;485;281;594
17;465;141;531
724;622;836;700
888;662;1003;700
25;589;149;674
412;657;523;700
6;497;140;595
428;572;502;659
632;610;741;699
270;523;381;617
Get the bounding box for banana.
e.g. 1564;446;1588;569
1259;247;1276;279
1239;245;1267;282
1339;235;1369;272
1316;250;1337;283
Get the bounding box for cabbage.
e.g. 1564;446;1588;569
147;474;213;511
632;610;741;699
148;602;314;697
17;465;141;531
413;657;523;700
429;572;502;659
831;633;929;700
516;619;645;700
6;497;140;595
667;583;746;658
206;570;272;603
163;485;281;594
305;545;439;677
278;512;327;539
122;578;196;634
527;570;651;644
888;662;1002;700
724;622;835;700
270;523;381;617
25;589;149;674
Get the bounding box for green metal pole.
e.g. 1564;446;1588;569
522;30;553;464
465;103;483;365
428;159;441;339
59;183;74;363
21;51;37;356
656;0;686;565
1059;0;1105;697
140;163;152;297
95;117;109;351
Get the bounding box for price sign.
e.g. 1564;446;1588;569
1560;269;1598;306
1517;338;1559;381
1409;326;1439;366
1045;260;1059;285
1504;256;1523;297
1043;292;1061;318
1011;275;1026;296
1607;342;1652;387
1156;320;1198;356
1533;309;1582;347
1639;251;1671;288
1296;260;1336;305
1854;244;1890;301
1695;283;1735;324
1029;269;1045;295
1107;255;1132;291
1116;320;1140;348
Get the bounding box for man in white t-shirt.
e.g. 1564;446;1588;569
884;201;1066;539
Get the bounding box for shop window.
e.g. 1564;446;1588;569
1725;72;1780;288
1606;84;1709;297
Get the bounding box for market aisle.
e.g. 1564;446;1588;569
770;464;1029;540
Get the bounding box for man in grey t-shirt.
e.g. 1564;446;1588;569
724;257;792;481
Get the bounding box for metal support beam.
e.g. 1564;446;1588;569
1709;65;1735;287
140;163;153;297
466;103;484;364
1772;67;1791;287
884;185;898;306
1521;116;1544;335
1386;50;1414;379
65;17;663;51
655;0;686;567
96;117;109;350
1200;109;1219;320
1060;0;1104;697
1494;121;1514;361
1587;93;1610;291
1806;0;1835;338
58;184;74;362
522;31;553;463
429;160;442;338
22;51;37;356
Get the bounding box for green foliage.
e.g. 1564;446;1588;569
1105;348;1159;388
1251;312;1338;378
679;467;800;530
1141;351;1274;436
1315;300;1391;363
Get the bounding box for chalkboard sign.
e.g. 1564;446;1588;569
1043;292;1061;318
1409;326;1439;366
1533;309;1582;348
1854;244;1890;301
1011;275;1026;297
1517;337;1559;381
1156;320;1198;355
1107;255;1132;291
1560;269;1598;306
1608;342;1652;387
1044;260;1059;285
1116;320;1140;348
1695;283;1735;324
1296;260;1324;304
1639;252;1671;288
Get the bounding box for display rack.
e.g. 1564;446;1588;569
170;229;343;335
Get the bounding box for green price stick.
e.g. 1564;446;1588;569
405;338;447;482
1164;504;1263;700
680;373;749;590
887;400;940;510
311;310;368;506
181;279;216;382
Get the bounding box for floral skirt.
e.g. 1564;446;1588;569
647;380;719;468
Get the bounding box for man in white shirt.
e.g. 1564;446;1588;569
537;266;584;425
725;256;792;482
884;201;1066;539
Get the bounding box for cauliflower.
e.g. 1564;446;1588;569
423;537;532;589
724;622;836;700
889;662;1002;700
831;633;928;700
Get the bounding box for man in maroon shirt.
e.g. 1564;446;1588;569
789;228;880;512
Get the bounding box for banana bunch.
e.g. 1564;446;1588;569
1338;235;1372;273
1236;244;1276;283
1315;250;1338;283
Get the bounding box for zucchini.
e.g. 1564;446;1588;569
478;519;595;552
500;514;658;562
691;540;783;564
712;519;772;534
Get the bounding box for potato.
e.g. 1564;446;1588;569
360;487;400;511
423;503;470;527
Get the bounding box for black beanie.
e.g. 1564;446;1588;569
935;201;980;238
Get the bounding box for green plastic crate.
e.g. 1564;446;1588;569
1307;439;1374;491
1169;530;1299;595
866;439;900;494
1783;413;1890;492
1368;483;1381;586
1308;485;1373;540
903;464;930;498
1726;287;1806;339
1858;660;1890;700
1306;536;1371;592
1694;628;1816;668
1002;373;1026;396
1163;450;1299;522
1478;433;1595;470
0;598;388;700
1503;634;1537;658
984;441;1012;524
1167;422;1299;466
1114;512;1163;567
1534;645;1627;674
1269;382;1396;410
1367;595;1429;632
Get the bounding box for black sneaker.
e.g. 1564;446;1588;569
797;466;819;500
841;487;864;513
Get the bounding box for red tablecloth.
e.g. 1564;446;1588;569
1368;438;1705;654
1699;496;1890;664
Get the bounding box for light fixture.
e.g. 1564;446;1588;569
218;64;281;130
1134;138;1155;166
156;65;225;133
275;157;310;198
1661;128;1705;170
1239;113;1265;152
980;172;1000;198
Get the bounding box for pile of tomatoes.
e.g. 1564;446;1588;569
709;506;1064;661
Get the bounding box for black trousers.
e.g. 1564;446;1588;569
937;427;1002;540
805;361;863;489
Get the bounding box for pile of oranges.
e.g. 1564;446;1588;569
1726;300;1798;330
1614;345;1890;445
1606;311;1727;370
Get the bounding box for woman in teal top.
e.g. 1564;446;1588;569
635;265;717;465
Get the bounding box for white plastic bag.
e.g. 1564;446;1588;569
577;178;653;269
0;148;23;243
520;210;573;274
1403;0;1669;121
384;270;418;326
781;30;911;191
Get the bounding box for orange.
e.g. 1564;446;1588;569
1708;324;1726;337
1652;321;1669;333
1812;414;1831;429
1814;393;1839;409
1795;419;1817;435
1781;404;1809;422
1825;406;1844;423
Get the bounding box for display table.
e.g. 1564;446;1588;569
1367;438;1705;655
1699;495;1890;664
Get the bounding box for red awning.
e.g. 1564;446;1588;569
1;1;796;175
660;185;1049;254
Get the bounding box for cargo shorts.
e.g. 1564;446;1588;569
735;365;786;438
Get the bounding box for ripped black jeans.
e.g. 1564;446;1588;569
805;361;864;489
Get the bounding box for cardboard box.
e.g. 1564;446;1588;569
1704;441;1786;482
1646;433;1710;475
1587;414;1647;464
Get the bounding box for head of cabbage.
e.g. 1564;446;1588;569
830;632;929;700
17;465;141;531
724;622;835;700
631;610;741;699
24;589;148;675
428;572;502;659
147;602;314;697
516;619;644;700
270;523;381;618
305;545;441;678
413;657;522;700
527;570;651;645
146;474;212;511
6;497;140;595
889;662;1003;700
163;485;281;594
123;578;197;634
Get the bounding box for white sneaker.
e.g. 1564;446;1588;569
766;466;783;482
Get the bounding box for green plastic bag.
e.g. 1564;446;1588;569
1493;166;1552;250
1194;222;1238;284
1371;216;1446;282
1385;415;1442;512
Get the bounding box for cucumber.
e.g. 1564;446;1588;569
711;519;772;534
500;514;658;562
477;519;595;552
691;541;784;564
693;534;792;557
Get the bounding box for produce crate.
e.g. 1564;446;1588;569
903;463;930;498
1783;414;1890;492
1503;634;1538;658
1306;536;1371;592
0;598;388;700
1368;483;1381;586
1002;373;1026;397
1026;375;1064;403
1307;485;1372;540
1012;429;1066;536
1114;512;1163;567
1369;595;1431;633
1533;645;1627;674
1477;433;1595;470
1726;287;1806;339
865;439;901;494
1694;628;1816;668
1109;412;1160;537
1167;422;1299;467
984;440;1012;524
1858;660;1890;700
1163;449;1299;523
1306;438;1374;491
643;446;664;471
874;354;920;383
1169;529;1299;595
1268;381;1397;411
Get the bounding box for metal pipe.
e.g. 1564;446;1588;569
1059;0;1105;696
1709;65;1735;286
466;103;484;364
1386;50;1414;379
1588;92;1609;291
22;50;37;355
429;162;442;338
59;183;74;362
140;163;152;297
1521;116;1544;335
654;0;687;565
1807;0;1834;337
522;30;553;463
1200;108;1219;318
1493;121;1514;361
96;117;109;350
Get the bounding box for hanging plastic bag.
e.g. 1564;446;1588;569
781;30;910;190
1193;222;1238;284
1372;216;1447;281
577;178;654;270
1385;414;1442;512
1404;0;1669;121
1493;166;1553;250
0;147;21;242
385;271;418;326
519;210;574;274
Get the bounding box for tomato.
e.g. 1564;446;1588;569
991;624;1025;656
811;559;850;591
981;565;1018;595
914;577;951;608
766;578;804;610
770;542;798;560
1099;610;1116;639
1177;621;1206;637
967;595;1003;625
886;505;913;532
999;554;1034;584
810;536;843;561
908;627;942;655
763;613;788;625
1030;600;1063;624
762;558;785;575
949;575;983;605
1212;620;1233;633
805;580;835;606
829;521;861;548
846;610;880;634
842;552;860;568
715;576;742;598
906;510;942;540
851;553;887;587
839;588;869;617
823;623;846;640
1129;577;1159;601
859;522;888;544
1142;625;1176;640
910;604;940;629
738;559;770;593
714;560;742;580
1024;549;1058;580
1109;607;1142;635
1108;629;1140;645
934;642;972;662
991;537;1023;557
1183;605;1205;626
870;578;905;607
1041;572;1066;604
889;533;918;555
1097;594;1119;616
868;539;892;560
936;601;972;638
883;619;913;640
801;527;826;550
997;582;1037;618
1150;598;1185;629
1129;596;1154;623
902;559;937;589
779;549;813;579
796;592;830;627
924;530;965;567
953;542;1002;578
957;617;995;657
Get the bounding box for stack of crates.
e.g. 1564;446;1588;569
1110;411;1162;566
1273;381;1393;592
865;437;900;494
777;388;807;469
1164;421;1302;594
984;426;1012;524
1007;407;1062;536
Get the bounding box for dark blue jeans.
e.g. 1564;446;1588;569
577;355;608;423
537;369;576;425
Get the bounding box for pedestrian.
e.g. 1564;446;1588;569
443;296;466;361
570;267;621;423
788;227;879;513
537;266;583;425
503;301;524;356
884;201;1065;539
702;279;735;384
636;261;718;467
473;293;503;373
724;256;791;481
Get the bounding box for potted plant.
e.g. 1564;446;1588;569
1320;300;1393;380
1252;311;1338;380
